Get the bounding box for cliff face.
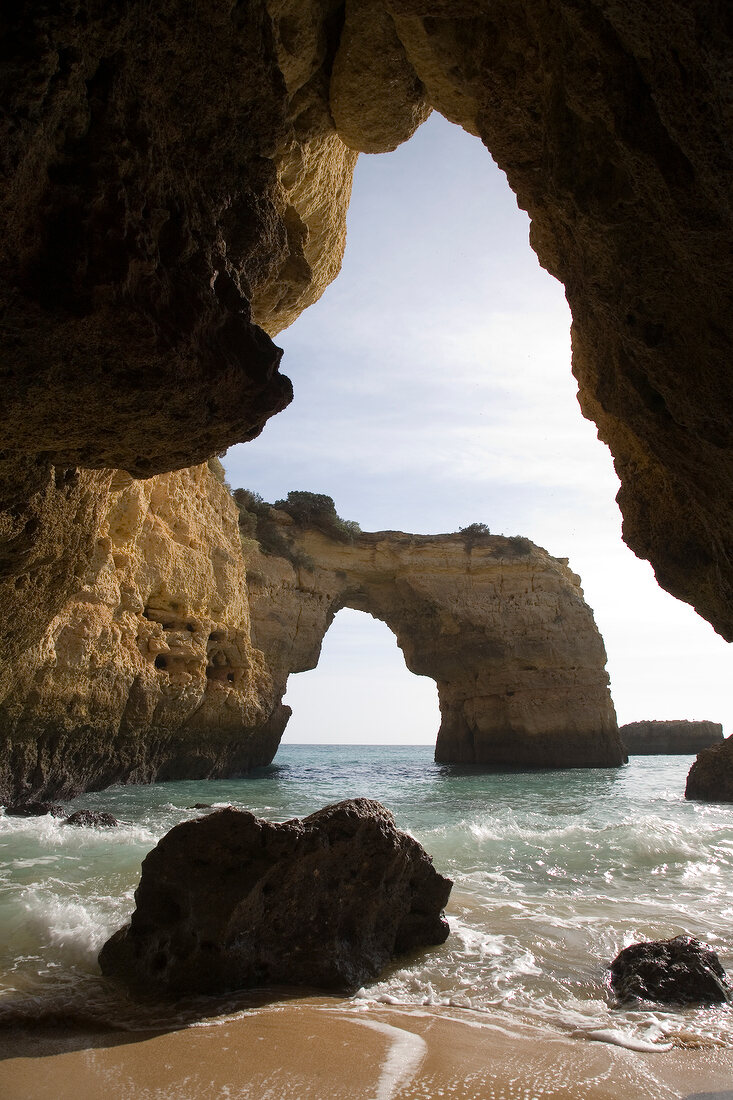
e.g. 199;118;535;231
0;466;284;804
245;511;623;768
1;0;731;684
621;720;724;756
1;483;622;801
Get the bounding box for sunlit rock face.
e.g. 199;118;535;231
0;466;283;804
1;0;731;697
245;511;623;768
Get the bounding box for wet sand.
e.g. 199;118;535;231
2;1000;733;1100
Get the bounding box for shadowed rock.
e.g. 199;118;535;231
686;737;733;803
609;936;731;1006
4;801;65;818
64;810;119;828
99;798;452;995
621;720;724;756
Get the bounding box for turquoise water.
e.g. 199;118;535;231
1;747;732;1049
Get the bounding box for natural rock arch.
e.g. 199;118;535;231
1;1;731;709
245;514;624;767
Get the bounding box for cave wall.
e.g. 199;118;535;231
0;464;284;803
1;0;730;711
245;512;623;768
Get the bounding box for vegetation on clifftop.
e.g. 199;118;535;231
272;491;361;542
232;488;360;570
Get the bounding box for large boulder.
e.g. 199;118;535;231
99;799;452;994
686;736;733;803
608;936;732;1006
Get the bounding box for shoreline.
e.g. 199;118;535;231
2;999;733;1100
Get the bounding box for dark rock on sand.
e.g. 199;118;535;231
4;801;66;818
686;737;733;803
99;798;452;995
64;810;119;828
609;935;731;1006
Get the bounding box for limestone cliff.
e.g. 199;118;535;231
241;499;623;768
2;0;732;675
621;720;723;756
1;480;623;801
0;466;283;804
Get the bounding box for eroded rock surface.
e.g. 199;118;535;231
243;504;623;767
608;936;731;1006
686;736;733;803
1;0;732;671
621;720;724;756
0;465;283;804
99;798;452;994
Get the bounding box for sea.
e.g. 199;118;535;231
1;745;732;1053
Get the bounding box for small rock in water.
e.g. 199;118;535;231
5;801;66;818
685;736;733;803
99;797;452;995
187;803;214;810
64;810;119;828
609;935;731;1005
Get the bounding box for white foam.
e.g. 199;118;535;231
581;1027;674;1053
352;1016;427;1100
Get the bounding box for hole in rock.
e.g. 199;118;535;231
280;609;438;746
154;655;168;670
225;112;733;737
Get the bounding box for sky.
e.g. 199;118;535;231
224;113;731;745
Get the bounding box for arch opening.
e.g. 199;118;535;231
281;608;438;747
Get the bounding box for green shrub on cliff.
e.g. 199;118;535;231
457;521;491;549
232;487;314;569
207;455;229;486
273;491;361;543
505;535;533;556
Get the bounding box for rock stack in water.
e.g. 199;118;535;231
99;799;452;994
686;736;733;803
621;720;723;755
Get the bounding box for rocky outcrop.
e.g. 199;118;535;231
1;481;622;800
608;936;732;1006
0;464;283;805
99;799;452;994
2;1;732;674
243;503;623;767
621;720;724;756
685;736;733;803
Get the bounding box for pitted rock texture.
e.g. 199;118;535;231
0;463;112;699
99;798;452;994
686;736;733;804
244;509;623;767
621;720;723;756
608;936;732;1006
0;465;284;805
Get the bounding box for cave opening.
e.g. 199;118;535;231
280;608;438;746
225;112;732;737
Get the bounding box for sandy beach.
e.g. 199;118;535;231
2;999;733;1100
